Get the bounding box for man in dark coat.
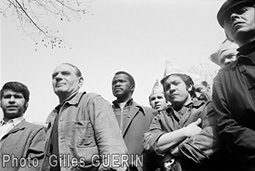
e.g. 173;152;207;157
213;0;255;170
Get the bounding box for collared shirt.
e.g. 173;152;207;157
0;116;24;140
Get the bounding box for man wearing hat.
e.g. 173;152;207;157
149;79;169;113
143;63;220;171
213;0;255;170
209;39;238;68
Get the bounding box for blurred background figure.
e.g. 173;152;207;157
209;39;239;68
194;77;212;102
149;79;169;113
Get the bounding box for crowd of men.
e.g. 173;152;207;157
1;0;255;170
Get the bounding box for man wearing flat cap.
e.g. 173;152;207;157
213;0;255;170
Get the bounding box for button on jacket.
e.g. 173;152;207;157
41;92;128;171
212;42;255;171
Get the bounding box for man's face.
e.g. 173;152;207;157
52;64;82;98
224;6;255;43
219;48;237;67
112;74;133;100
149;92;168;112
0;90;27;120
194;83;211;102
163;75;191;107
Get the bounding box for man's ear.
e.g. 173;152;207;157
23;102;29;112
78;77;84;87
188;85;193;92
130;84;135;93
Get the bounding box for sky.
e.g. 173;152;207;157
1;0;225;123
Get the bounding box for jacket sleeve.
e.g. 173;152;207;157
88;94;128;171
19;125;46;171
213;74;255;161
143;115;167;155
177;102;219;163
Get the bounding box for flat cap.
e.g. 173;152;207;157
217;0;255;27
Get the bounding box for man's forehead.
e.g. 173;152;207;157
150;92;165;98
113;74;128;80
53;64;75;73
2;89;23;96
195;83;203;87
166;75;183;82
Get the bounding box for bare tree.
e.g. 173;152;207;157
187;61;219;85
1;0;94;49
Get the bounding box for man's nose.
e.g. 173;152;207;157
195;92;201;98
55;74;63;81
8;96;15;103
230;12;240;22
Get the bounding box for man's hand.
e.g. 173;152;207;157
184;118;202;137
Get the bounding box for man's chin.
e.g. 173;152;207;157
5;113;23;119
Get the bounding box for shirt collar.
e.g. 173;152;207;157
167;98;204;113
112;98;133;108
1;116;24;126
54;92;86;112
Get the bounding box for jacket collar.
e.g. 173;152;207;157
53;92;86;113
112;98;145;114
233;40;255;68
112;98;133;108
167;98;204;113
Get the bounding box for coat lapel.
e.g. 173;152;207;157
122;105;140;137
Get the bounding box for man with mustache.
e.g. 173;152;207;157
0;81;46;171
213;0;255;170
111;71;157;171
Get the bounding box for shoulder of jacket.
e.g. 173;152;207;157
139;105;157;116
22;120;45;131
81;92;100;100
